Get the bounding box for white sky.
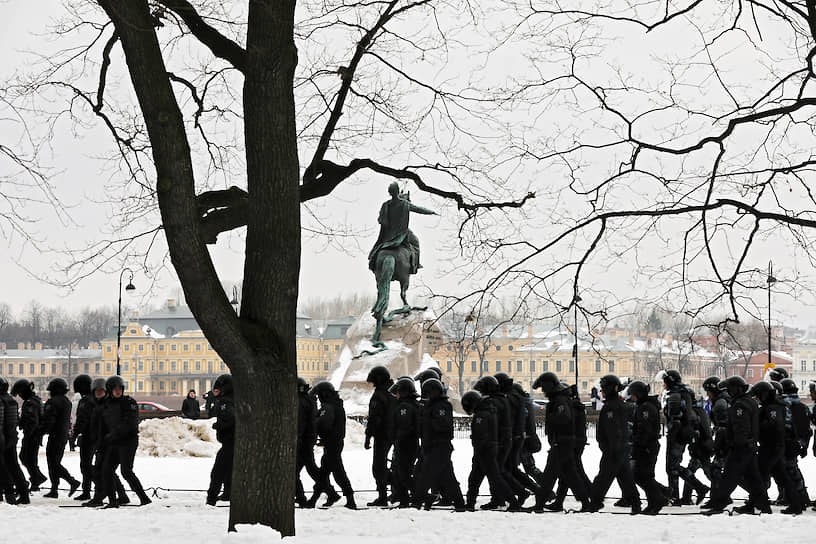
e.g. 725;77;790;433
1;1;815;332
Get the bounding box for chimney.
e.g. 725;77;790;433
628;332;635;345
17;342;24;350
34;342;42;350
528;326;533;338
88;342;99;350
26;342;32;350
167;299;177;311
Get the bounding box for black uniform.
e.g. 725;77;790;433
100;394;151;506
631;394;666;513
465;395;518;509
554;391;592;506
42;392;80;496
755;399;802;512
504;385;540;496
681;403;713;504
296;387;327;505
589;393;638;511
390;395;420;507
365;385;394;503
413;395;465;509
781;392;811;507
536;389;590;506
73;392;96;497
85;393;127;506
707;393;770;511
309;393;355;507
708;390;730;494
17;392;45;490
206;391;235;505
0;392;29;503
663;382;698;501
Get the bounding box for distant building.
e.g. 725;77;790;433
0;344;101;393
727;351;793;385
791;330;816;392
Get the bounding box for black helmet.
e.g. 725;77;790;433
749;380;776;403
461;390;482;415
0;377;8;395
702;376;721;393
780;378;797;395
420;377;445;400
414;368;442;384
366;365;391;387
73;374;92;396
105;375;125;393
47;377;69;396
532;372;560;394
11;378;34;399
770;381;783;395
473;375;499;396
494;372;513;392
91;377;107;393
213;374;234;396
719;375;748;396
512;382;527;396
662;369;682;387
600;374;623;393
309;380;336;401
626;380;649;400
297;377;310;394
388;376;417;397
768;367;789;382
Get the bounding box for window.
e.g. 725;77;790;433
508;345;514;351
530;360;536;373
542;360;548;371
124;345;130;352
208;361;214;373
138;381;144;392
517;360;523;372
812;360;816;371
171;361;177;371
324;361;329;371
747;368;754;378
151;362;156;372
138;344;144;352
496;361;502;372
446;346;452;352
183;344;189;352
40;363;45;374
483;361;490;372
106;346;112;353
324;344;330;351
106;363;112;373
495;346;501;351
171;345;177;352
220;362;226;371
159;345;165;352
802;360;807;371
196;344;201;352
129;328;137;334
608;360;615;373
569;360;574;373
582;381;588;391
84;362;90;373
18;363;23;374
123;361;130;372
595;359;601;373
0;364;3;374
138;360;144;372
195;361;201;371
556;360;562;372
446;361;452;373
159;381;165;391
171;381;177;390
183;361;189;372
95;363;100;373
471;360;477;373
29;363;34;374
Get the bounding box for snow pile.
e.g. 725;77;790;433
344;418;366;447
138;416;219;457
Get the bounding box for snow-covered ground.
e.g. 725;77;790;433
5;416;816;542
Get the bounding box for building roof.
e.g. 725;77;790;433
0;348;101;360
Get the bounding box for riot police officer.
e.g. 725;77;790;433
10;379;46;492
0;377;29;504
388;376;420;508
364;365;394;506
206;374;235;506
41;377;80;498
628;380;667;514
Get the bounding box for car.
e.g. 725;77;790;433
136;401;171;413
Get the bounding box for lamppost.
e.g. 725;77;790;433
572;294;581;389
230;286;239;313
767;261;777;371
116;268;136;376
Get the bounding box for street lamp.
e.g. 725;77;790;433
230;286;239;313
116;268;136;376
573;294;581;389
767;261;777;371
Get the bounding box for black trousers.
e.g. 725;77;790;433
371;436;391;498
312;440;353;499
711;449;769;508
103;439;148;503
632;445;665;507
19;434;45;485
665;438;694;497
1;444;28;496
78;440;95;494
590;448;637;506
414;443;463;507
296;438;325;501
538;440;589;502
392;438;418;504
91;444;126;502
207;439;234;502
466;442;516;505
555;443;591;502
45;437;75;491
758;447;802;509
506;436;537;494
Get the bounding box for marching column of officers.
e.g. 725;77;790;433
0;374;151;507
297;365;816;515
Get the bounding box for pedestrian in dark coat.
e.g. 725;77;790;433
307;381;356;509
206;374;235;505
181;390;200;419
41;378;80;498
11;379;46;491
99;375;151;507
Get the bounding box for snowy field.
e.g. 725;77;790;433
5;417;816;543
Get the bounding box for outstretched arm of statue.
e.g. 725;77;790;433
408;203;436;215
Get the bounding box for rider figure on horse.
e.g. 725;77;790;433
368;182;436;274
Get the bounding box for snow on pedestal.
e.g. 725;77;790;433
328;309;444;415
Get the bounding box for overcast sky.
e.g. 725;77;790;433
2;1;815;333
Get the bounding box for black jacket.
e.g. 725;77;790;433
391;396;420;443
297;391;317;445
726;393;759;454
596;394;629;454
181;397;200;419
419;396;454;449
757;400;786;456
632;395;660;453
100;395;140;445
19;395;43;437
315;395;345;445
783;394;812;454
365;386;393;440
1;393;19;448
505;388;527;439
42;393;72;442
470;396;498;445
490;393;513;443
664;383;698;443
73;394;95;439
213;394;235;444
544;390;575;446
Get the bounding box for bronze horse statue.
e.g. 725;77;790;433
370;245;418;348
